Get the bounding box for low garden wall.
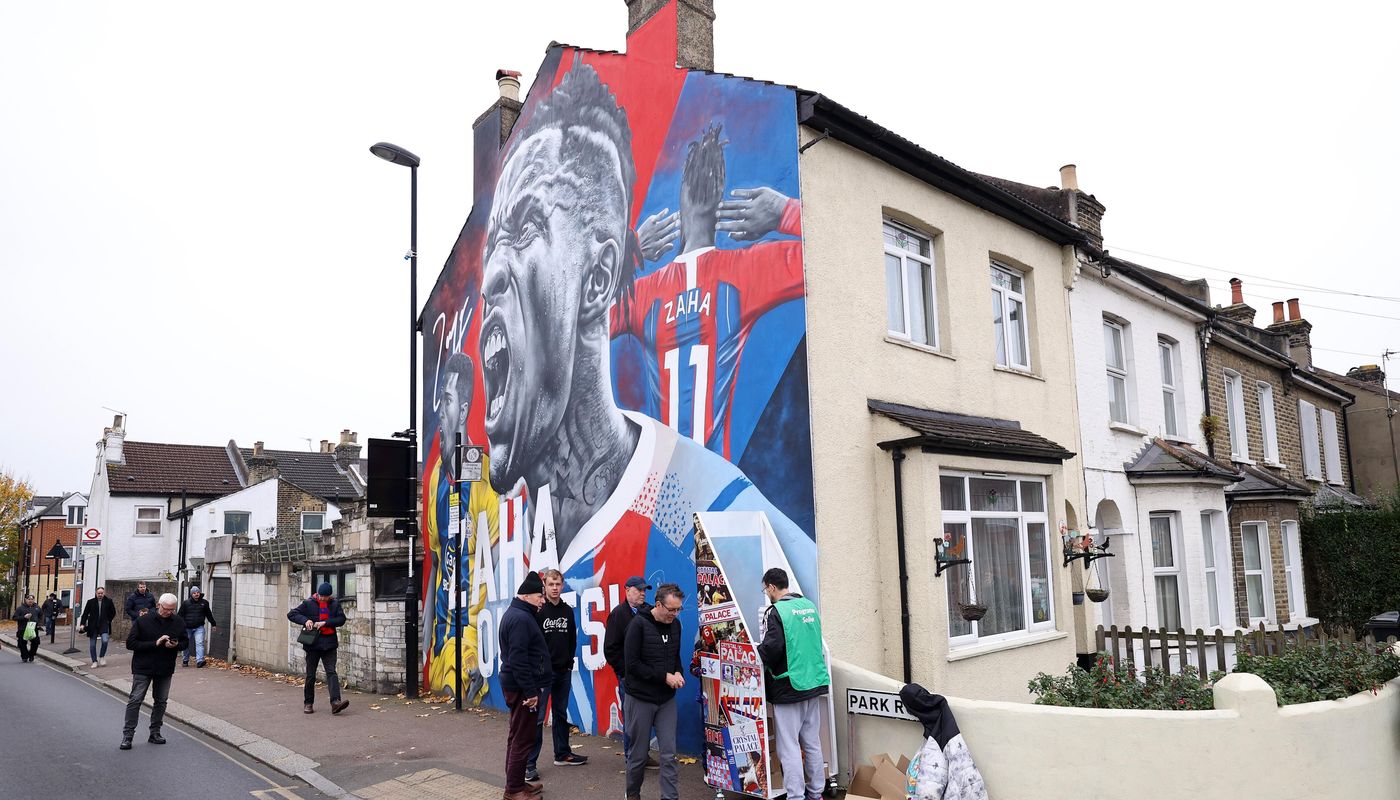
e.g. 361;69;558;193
832;649;1400;799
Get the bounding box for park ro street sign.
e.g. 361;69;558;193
80;527;103;548
846;689;917;721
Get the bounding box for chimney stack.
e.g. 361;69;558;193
472;69;525;200
1347;364;1387;385
497;69;521;103
1265;297;1313;368
1272;301;1285;325
103;418;127;464
334;430;362;473
246;441;279;484
1217;277;1257;326
1059;164;1078;191
626;0;716;71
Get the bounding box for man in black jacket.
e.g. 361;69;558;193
623;582;685;800
120;593;187;750
525;569;588;782
498;571;550;800
124;581;156;623
604;575;652;762
288;583;349;715
41;592;61;642
78;586;118;668
177;585;217;668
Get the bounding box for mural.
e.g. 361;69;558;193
420;22;815;753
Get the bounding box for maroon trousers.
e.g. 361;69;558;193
504;690;540;792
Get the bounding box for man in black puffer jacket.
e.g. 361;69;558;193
623;582;685;800
177;585;217;668
498;571;550;800
120;593;188;750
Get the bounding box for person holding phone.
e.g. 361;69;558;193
120;593;187;751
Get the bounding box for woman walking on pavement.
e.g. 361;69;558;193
12;594;41;662
78;586;118;667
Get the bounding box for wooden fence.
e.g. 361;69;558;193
1094;624;1400;676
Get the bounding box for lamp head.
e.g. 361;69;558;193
370;141;421;168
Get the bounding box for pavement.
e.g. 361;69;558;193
2;627;715;800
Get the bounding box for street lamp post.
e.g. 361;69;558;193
370;141;422;698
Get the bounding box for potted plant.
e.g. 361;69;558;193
959;602;988;621
1086;588;1110;603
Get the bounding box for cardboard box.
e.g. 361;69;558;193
846;753;910;800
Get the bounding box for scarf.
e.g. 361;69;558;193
317;599;334;635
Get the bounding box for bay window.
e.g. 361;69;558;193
941;473;1054;646
1150;513;1183;630
1241;521;1273;622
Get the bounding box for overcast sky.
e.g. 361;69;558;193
3;1;1397;494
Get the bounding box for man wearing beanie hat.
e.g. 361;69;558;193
288;582;349;715
498;571;551;799
177;585;217;668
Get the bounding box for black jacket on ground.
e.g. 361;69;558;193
126;612;189;676
12;602;40;634
498;598;550;694
79;597;117;636
604;601;650;680
538;598;578;673
287;597;346;651
756;593;830;705
178;597;216;630
623;610;682;705
124;590;157;622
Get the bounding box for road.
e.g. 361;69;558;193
0;645;324;799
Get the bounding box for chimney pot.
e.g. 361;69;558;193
1272;302;1285;324
320;439;330;453
1287;298;1301;320
1229;278;1243;305
1059;164;1078;191
340;429;351;444
496;69;522;102
253;441;264;456
112;414;124;431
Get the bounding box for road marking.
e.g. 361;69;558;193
251;788;303;799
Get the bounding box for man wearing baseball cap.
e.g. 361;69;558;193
604;576;655;766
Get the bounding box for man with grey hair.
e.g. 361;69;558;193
120;592;187;750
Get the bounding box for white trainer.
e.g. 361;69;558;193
99;657;107;666
91;661;98;668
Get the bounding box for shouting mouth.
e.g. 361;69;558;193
482;323;510;426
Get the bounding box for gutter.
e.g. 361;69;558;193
889;448;913;685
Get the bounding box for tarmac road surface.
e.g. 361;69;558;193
0;644;325;799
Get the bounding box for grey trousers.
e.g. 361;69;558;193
123;673;172;737
624;694;677;800
773;696;826;800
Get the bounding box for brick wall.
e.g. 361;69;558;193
1226;500;1300;626
276;483;327;537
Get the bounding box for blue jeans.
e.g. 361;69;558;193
89;632;109;662
527;671;573;768
184;626;206;663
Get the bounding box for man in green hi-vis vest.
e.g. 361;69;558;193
758;567;831;800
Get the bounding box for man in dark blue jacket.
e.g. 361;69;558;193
498;571;550;800
124;581;157;622
288;583;349;716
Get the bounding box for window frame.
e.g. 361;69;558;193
310;568;357;601
1240;521;1274;623
1158;338;1182;437
1200;511;1221;629
882;219;939;350
940;472;1055;649
301;512;326;534
223;511;251;536
1149;513;1184;630
65;505;85;527
134;506;164;537
1104;319;1131;425
373;564;412;600
1280;520;1305;621
1224;369;1250;462
1257;381;1280;464
991;261;1031;371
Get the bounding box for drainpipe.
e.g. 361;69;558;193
176;489;189;598
1197;322;1215;459
890;447;913;684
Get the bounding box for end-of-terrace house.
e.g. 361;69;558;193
1203;284;1364;630
84;417;365;602
1311;363;1400;499
15;491;86;614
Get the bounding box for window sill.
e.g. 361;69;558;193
884;336;955;361
1162;435;1196;446
1108;422;1148;437
1262;460;1285;469
992;365;1043;381
1231;457;1257;466
947;629;1066;662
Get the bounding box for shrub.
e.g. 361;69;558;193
1234;641;1400;705
1301;491;1400;633
1028;654;1218;710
